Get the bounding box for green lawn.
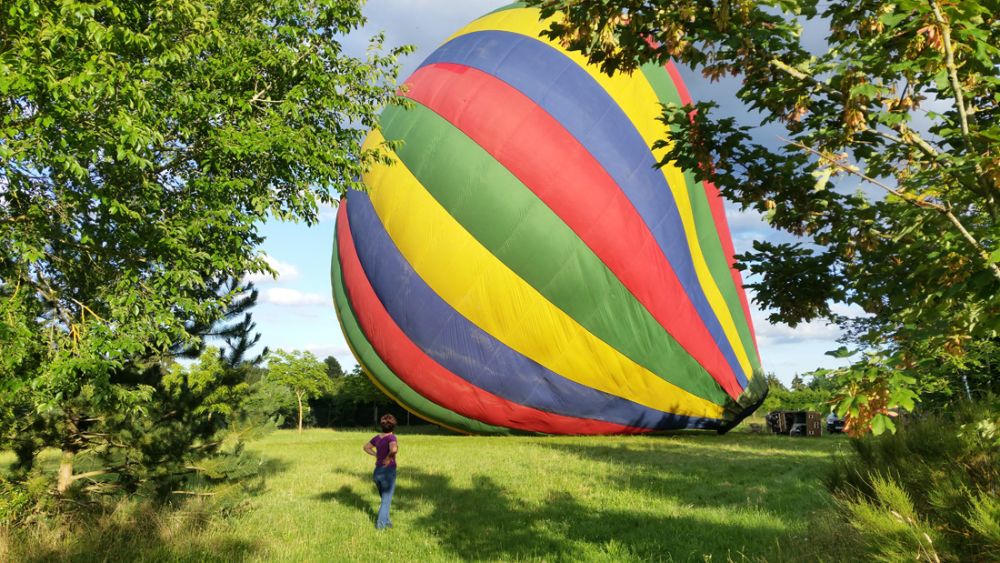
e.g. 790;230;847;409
4;428;860;562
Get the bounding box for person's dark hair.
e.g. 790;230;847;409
379;414;397;433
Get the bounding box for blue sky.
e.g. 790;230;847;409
247;0;854;385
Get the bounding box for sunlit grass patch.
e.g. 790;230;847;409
3;428;856;562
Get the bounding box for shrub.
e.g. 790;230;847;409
828;397;1000;561
840;474;943;562
0;474;54;526
966;492;1000;560
242;378;297;427
0;495;228;560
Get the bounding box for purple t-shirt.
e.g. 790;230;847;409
369;434;397;469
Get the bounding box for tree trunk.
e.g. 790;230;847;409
57;449;74;494
58;414;81;495
297;391;304;433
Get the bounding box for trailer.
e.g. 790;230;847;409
765;410;823;437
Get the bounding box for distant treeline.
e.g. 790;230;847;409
759;372;839;414
243;354;407;430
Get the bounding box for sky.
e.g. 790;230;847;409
245;0;854;385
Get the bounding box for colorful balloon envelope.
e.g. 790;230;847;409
331;4;768;435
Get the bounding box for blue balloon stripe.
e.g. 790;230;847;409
345;188;722;431
420;30;749;388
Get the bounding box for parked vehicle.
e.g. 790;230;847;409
826;412;845;434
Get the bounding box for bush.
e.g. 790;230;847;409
828;397;1000;561
840;473;944;562
966;492;1000;560
0;477;44;526
0;495;232;560
242;378;297;427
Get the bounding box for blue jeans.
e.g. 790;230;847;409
372;466;396;529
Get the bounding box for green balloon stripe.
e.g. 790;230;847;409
640;63;763;373
379;102;732;406
331;224;511;435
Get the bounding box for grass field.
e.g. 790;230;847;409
4;428;860;562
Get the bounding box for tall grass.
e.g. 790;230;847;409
828;398;1000;562
3;429;855;562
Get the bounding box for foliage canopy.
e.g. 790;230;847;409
528;0;1000;432
0;0;406;493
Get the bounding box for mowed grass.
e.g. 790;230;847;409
4;428;858;562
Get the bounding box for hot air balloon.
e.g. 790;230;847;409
331;4;767;435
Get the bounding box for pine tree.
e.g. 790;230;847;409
211;280;268;368
170;277;267;368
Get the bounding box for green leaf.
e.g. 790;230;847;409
870;414;892;436
878;12;908;27
989;248;1000;264
836;396;855;416
812;167;833;191
826;347;854;359
849;83;880;98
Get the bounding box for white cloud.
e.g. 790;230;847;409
725;207;768;232
246;255;300;284
830;301;869;318
747;293;845;347
746;297;871;347
754;318;843;347
261;287;330;307
353;0;510;78
317;201;341;223
303;343;356;363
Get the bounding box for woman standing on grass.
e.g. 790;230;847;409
363;414;398;530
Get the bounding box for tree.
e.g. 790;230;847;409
242;371;297;427
0;0;407;493
307;355;346;427
324;356;345;380
266;350;333;432
527;0;1000;433
311;364;397;427
790;374;806;391
28;348;257;496
171;278;268;368
764;372;787;391
43;284;268;494
339;365;396;421
761;371;837;414
200;279;269;369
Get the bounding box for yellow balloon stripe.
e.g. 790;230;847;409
362;131;725;420
451;8;754;380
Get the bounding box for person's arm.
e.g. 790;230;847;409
382;438;398;466
363;440;377;457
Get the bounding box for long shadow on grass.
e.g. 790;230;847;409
532;434;841;559
540;434;837;512
317;436;841;560
391;467;796;562
316;485;376;522
258;455;293;477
